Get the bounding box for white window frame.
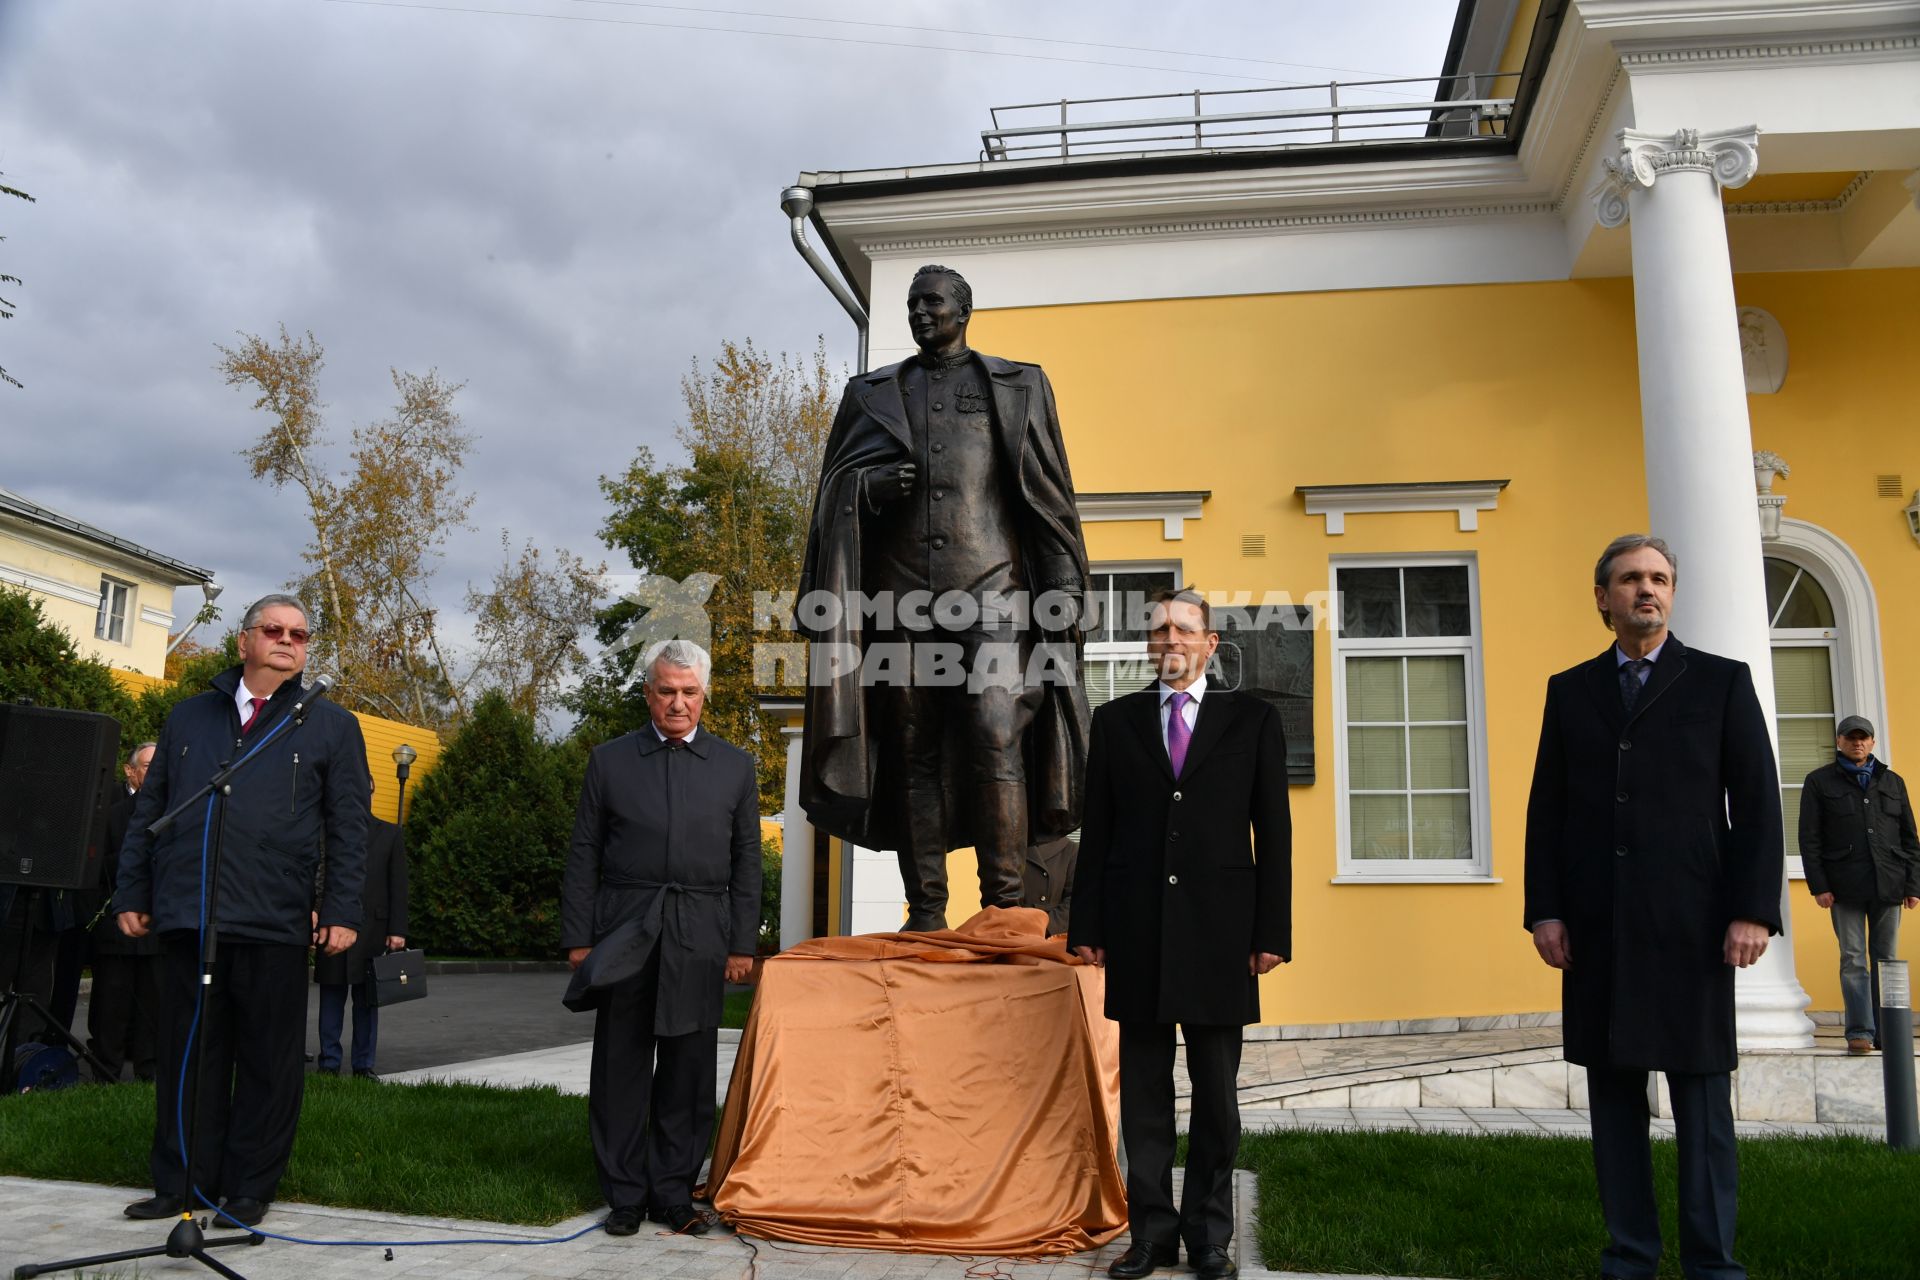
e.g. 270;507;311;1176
1081;561;1182;664
95;575;134;645
1329;553;1494;882
1764;550;1845;879
1771;633;1838;873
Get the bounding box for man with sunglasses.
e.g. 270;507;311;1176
114;593;370;1228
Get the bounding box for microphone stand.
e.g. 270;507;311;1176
13;701;319;1280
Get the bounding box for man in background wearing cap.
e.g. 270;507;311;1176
1798;715;1920;1055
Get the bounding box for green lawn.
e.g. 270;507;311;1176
9;1081;1915;1276
0;1076;600;1225
1244;1128;1920;1280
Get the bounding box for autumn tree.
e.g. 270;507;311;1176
218;327;476;727
567;339;837;805
466;530;605;721
2;176;35;390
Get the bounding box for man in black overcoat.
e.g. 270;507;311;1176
1070;590;1291;1280
561;639;760;1239
87;741;162;1082
1525;535;1782;1280
794;264;1090;929
314;784;409;1079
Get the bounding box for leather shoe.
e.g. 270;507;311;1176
1847;1038;1874;1056
220;1197;270;1226
604;1205;643;1236
648;1203;712;1235
1192;1245;1237;1280
124;1193;185;1220
353;1068;383;1082
1108;1241;1178;1278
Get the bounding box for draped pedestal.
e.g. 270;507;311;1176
708;908;1126;1256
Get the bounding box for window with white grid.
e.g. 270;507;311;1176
1331;558;1490;879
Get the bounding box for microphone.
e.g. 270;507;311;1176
291;673;337;724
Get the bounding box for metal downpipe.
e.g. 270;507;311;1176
781;186;868;374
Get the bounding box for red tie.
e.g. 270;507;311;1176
241;697;262;733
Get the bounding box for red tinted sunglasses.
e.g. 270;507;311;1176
248;623;313;645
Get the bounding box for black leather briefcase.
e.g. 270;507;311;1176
369;948;428;1007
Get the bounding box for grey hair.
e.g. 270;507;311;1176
1594;534;1677;629
641;638;712;690
241;593;311;631
127;741;157;767
910;263;972;313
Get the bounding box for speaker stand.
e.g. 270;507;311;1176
0;889;116;1086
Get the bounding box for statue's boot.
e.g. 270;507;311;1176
973;780;1029;911
898;787;951;932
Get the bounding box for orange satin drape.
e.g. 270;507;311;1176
708;908;1126;1256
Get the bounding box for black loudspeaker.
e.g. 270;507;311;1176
0;703;122;891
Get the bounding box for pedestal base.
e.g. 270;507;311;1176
708;910;1125;1256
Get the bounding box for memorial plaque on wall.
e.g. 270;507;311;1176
1210;604;1315;784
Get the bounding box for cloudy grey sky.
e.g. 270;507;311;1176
0;0;1454;676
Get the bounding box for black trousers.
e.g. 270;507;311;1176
588;945;718;1211
1588;1067;1743;1280
50;926;88;1033
88;952;159;1081
1118;1021;1243;1255
152;933;309;1203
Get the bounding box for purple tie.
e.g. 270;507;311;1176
1166;691;1192;778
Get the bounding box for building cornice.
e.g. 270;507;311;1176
1723;170;1872;215
860;200;1560;256
1296;481;1510;536
1076;491;1209;541
1617;27;1920;70
0;560;101;608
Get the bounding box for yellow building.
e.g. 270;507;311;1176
773;0;1920;1041
1;485;219;679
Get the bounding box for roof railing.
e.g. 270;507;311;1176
981;72;1519;162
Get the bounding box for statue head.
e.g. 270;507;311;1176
907;264;972;355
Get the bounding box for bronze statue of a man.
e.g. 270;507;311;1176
795;265;1090;930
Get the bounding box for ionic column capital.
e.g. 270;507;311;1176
1591;126;1761;228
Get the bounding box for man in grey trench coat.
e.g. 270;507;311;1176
562;639;761;1238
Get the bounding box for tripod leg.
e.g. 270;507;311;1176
190;1248;259;1279
13;1240;185;1277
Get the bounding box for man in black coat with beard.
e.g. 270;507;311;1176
1070;589;1291;1280
1525;535;1782;1280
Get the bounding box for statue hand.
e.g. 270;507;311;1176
863;462;917;510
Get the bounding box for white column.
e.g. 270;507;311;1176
1594;126;1816;1049
779;726;816;949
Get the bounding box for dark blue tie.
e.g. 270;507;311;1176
1619;659;1649;712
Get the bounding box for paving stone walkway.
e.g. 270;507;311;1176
0;1171;1424;1280
6;1022;1895;1280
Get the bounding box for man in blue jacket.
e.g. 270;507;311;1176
114;593;369;1228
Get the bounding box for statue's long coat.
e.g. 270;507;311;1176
795;354;1091;854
